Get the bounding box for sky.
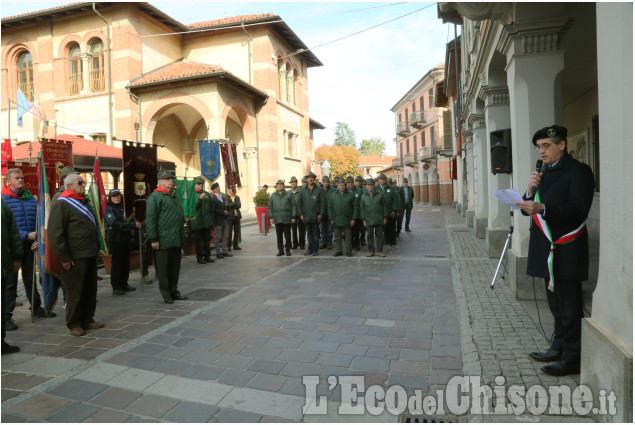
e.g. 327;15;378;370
0;0;454;156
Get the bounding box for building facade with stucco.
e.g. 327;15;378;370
1;2;323;219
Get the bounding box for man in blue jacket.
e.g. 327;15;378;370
1;168;50;331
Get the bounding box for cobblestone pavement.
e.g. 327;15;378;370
1;206;593;422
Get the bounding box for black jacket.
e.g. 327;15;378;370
227;195;242;221
211;193;229;226
522;153;594;281
104;203;136;244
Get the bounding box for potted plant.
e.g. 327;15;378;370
253;189;271;233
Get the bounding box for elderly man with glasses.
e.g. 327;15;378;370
516;125;595;377
48;173;103;336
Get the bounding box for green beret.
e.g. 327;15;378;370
157;170;175;180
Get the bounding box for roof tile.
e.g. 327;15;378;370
129;60;223;87
187;13;276;29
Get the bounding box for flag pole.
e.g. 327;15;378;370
32;205;38;323
7;98;10;140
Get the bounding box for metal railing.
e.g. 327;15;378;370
91;69;105;92
419;145;436;161
404;152;418;165
410;110;438;129
395;122;410;136
392;157;403;168
69;73;82;95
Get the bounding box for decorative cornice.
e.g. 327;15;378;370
479;86;509;107
468;113;485;129
497;18;569;57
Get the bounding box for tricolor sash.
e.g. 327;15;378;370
533;190;586;291
59;196;97;227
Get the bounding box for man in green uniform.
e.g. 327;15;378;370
377;173;399;247
146;171;187;304
299;172;325;256
320;176;336;249
268;179;296;256
191;176;214;264
329;179;358;257
289;176;305;250
354;176;367;248
360;178;390;257
397;177;415;233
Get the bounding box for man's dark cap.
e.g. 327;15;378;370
378;173;387;179
262;184;269;189
301;177;308;183
108;188;121;197
157;170;175;180
365;178;375;186
306;171;317;178
195;176;205;184
60;166;76;180
387;177;394;184
403;178;408;183
276;179;285;185
210;182;220;190
355;175;364;182
532;125;568;146
322;176;330;182
346;176;354;183
289;176;298;183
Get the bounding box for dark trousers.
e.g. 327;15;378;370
228;219;241;248
359;222;366;244
351;220;361;249
141;227;155;277
193;228;212;260
291;216;305;248
384;217;396;245
333;226;352;254
6;242;42;320
2;276;8;347
110;241;130;291
367;224;384;253
275;223;292;253
398;207;412;231
155;247;182;299
546;278;583;361
61;257;98;329
319;218;333;247
305;221;320;253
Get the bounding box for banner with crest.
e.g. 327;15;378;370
198;139;222;184
220;140;241;192
122;141;158;221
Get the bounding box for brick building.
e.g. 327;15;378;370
1;2;323;218
390;65;454;205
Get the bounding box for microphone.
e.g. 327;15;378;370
533;159;543;196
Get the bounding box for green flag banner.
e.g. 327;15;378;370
176;178;197;220
86;180;109;255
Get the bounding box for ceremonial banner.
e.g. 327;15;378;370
220;141;242;192
2;139;12;175
199;140;221;183
122;141;158;221
175;178;197;220
86;179;109;255
42;139;73;189
8;161;57;196
37;152;61;314
92;156;107;219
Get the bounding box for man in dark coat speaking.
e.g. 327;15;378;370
516;125;594;377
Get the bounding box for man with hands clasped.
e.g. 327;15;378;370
268;180;296;256
516;125;594;377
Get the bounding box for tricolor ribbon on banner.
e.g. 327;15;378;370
533;190;586;291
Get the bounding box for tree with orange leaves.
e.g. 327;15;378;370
315;145;361;178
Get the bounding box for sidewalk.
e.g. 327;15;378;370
1;206;593;422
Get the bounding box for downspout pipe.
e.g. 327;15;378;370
241;22;253;84
127;87;142;144
93;3;114;144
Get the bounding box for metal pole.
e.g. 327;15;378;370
8;99;10;140
261;213;267;236
138;223;144;292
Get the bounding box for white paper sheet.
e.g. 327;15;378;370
493;188;524;209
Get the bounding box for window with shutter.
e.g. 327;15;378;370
443;111;453;149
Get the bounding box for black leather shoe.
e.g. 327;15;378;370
285;249;291;256
223;252;233;257
319;244;327;249
113;289;125;296
299;245;306;250
172;294;188;301
541;358;580;376
216;254;224;259
529;348;562;362
164;297;173;304
2;343;20;355
346;252;353;257
123;285;136;292
292;245;298;250
276;251;284;256
334;252;343;257
304;251;312;256
233;246;242;251
197;259;206;264
204;257;215;263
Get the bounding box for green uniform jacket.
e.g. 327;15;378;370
398;186;415;209
378;184;400;211
328;190;359;227
268;190;296;224
1;199;24;278
48;196;100;262
321;186;337;218
298;185;325;223
360;188;391;226
352;186;365;219
146;189;185;248
393;185;403;210
191;190;214;229
290;188;302;217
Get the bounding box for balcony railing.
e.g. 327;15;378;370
91;69;105;92
410;110;438;129
404;152;418;166
19;83;34;101
392;157;403;169
395;122;410;137
419;145;436;162
69;73;82;95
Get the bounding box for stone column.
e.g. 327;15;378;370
278;65;287;102
500;19;567;298
420;173;428;203
581;3;633;422
80;53;91;95
470;113;489;239
482;86;512;257
428;166;439;204
463;129;475;227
